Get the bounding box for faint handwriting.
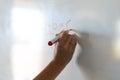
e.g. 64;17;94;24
47;19;71;34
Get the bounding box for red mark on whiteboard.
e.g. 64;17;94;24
66;19;71;29
47;19;71;34
52;23;58;29
59;23;65;27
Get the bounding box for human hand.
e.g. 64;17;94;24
53;30;77;66
33;30;77;80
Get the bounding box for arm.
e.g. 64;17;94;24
33;59;67;80
33;30;77;80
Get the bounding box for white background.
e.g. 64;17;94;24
0;0;120;80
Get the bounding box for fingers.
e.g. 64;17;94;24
67;35;77;46
56;30;77;50
59;30;70;46
55;30;77;64
59;30;77;48
68;34;77;54
56;29;68;36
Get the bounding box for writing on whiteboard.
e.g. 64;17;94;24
47;19;71;34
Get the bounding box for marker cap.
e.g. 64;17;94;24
48;41;53;46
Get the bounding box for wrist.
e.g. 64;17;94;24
52;59;68;67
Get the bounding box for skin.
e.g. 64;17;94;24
33;30;77;80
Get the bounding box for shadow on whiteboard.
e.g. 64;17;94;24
75;33;120;80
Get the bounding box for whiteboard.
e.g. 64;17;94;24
40;0;120;80
3;0;119;80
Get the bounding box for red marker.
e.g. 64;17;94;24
48;29;77;46
48;34;61;46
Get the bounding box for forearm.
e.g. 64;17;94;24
33;30;77;80
33;60;67;80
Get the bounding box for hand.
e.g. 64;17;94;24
53;30;77;66
33;30;77;80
